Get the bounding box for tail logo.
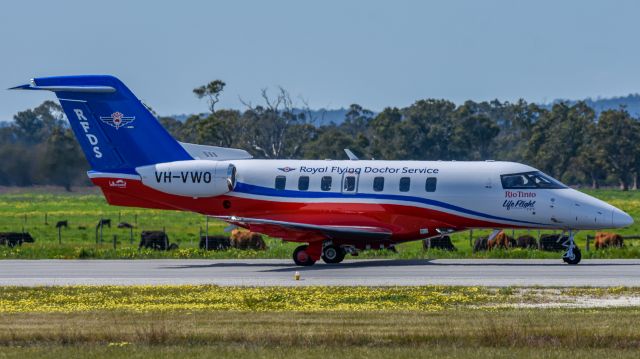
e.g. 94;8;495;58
100;112;135;129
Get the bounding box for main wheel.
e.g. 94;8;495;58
293;245;316;266
563;246;582;265
321;244;346;264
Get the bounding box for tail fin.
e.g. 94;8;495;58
10;75;192;173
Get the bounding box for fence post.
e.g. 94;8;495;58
113;235;117;250
205;216;209;251
469;229;473;248
44;212;48;225
163;227;167;250
130;227;133;244
58;226;62;245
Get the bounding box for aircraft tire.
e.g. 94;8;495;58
321;245;346;264
563;247;581;265
293;245;316;266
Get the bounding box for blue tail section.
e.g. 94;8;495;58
10;75;192;173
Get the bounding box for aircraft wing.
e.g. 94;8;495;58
215;216;392;242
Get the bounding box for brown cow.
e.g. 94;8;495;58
594;232;624;249
230;229;267;250
487;231;516;250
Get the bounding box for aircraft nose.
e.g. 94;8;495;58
612;208;634;228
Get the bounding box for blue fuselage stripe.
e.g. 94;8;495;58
233;182;545;226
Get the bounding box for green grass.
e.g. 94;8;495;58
1;308;640;358
0;286;639;358
0;188;639;259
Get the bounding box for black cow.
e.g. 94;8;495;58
0;232;35;247
423;236;457;251
117;222;134;229
540;234;568;251
139;231;178;251
96;219;111;228
200;235;231;250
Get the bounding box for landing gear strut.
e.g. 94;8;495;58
562;230;582;265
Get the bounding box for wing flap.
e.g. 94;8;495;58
215;216;392;241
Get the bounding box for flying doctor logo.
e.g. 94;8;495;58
99;112;135;129
278;167;296;172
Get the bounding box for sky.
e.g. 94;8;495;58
1;0;640;120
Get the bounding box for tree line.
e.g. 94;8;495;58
1;80;639;190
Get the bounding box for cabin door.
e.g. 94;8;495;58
341;171;360;194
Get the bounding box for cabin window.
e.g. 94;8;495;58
298;176;309;191
321;176;332;191
373;177;384;192
399;177;411;192
275;176;286;190
425;177;437;192
500;171;566;189
344;176;356;192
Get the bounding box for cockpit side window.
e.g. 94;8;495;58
500;171;566;189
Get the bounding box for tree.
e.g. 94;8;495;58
196;110;242;148
526;102;594;182
342;104;374;135
396;99;457;160
239;87;314;158
596;109;640;190
41;128;86;191
368;107;403;160
575;121;606;189
11;101;64;144
451;101;500;160
193;80;226;113
303;125;362;160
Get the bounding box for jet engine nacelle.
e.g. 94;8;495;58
136;160;236;197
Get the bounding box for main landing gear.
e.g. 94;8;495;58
562;230;582;265
293;245;316;266
293;242;347;266
321;244;346;264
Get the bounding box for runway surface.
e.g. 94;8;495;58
0;259;639;286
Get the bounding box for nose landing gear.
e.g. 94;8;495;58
562;230;582;265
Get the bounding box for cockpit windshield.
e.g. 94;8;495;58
500;171;567;189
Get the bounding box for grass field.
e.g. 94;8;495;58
0;187;639;259
0;285;639;358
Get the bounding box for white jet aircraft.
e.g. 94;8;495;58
12;75;634;265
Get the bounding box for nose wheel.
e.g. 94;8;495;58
562;230;582;265
563;246;582;265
